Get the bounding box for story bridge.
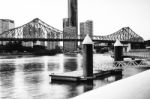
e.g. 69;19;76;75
0;18;144;44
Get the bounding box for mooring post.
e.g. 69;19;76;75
82;34;93;80
114;39;123;61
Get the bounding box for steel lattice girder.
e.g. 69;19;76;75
93;27;144;42
0;18;144;43
0;18;63;39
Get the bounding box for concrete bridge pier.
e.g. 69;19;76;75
1;41;5;46
82;34;93;81
33;41;37;47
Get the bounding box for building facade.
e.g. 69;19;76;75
0;19;15;45
80;20;93;38
62;0;78;52
63;26;77;52
85;20;93;37
63;18;70;28
0;19;15;34
80;20;93;47
68;0;78;28
80;22;86;38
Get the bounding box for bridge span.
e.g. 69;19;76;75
0;18;144;44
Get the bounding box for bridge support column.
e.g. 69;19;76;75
33;41;37;47
127;43;131;52
1;41;3;45
114;39;123;61
82;35;93;81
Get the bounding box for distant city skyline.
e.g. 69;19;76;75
0;0;150;40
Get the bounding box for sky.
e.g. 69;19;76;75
0;0;150;40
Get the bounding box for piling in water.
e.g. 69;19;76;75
82;34;93;80
114;39;123;61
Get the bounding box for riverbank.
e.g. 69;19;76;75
0;51;59;58
0;52;34;58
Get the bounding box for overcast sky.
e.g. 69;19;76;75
0;0;150;40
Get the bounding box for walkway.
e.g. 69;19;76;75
72;70;150;99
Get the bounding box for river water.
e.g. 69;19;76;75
0;54;148;99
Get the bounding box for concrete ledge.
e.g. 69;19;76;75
72;70;150;99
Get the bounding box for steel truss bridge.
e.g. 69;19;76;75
0;18;144;44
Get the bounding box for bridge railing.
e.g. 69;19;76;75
123;51;150;58
94;59;150;71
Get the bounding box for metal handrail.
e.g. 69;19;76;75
124;52;150;58
94;59;150;71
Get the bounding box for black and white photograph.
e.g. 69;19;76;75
0;0;150;99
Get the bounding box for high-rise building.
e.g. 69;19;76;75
62;0;78;52
63;18;70;28
80;22;86;38
0;19;15;45
68;0;78;28
63;26;77;52
0;19;15;34
85;20;93;37
80;20;93;38
80;20;93;47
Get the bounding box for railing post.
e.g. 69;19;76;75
82;34;93;80
114;39;123;61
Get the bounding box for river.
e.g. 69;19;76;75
0;54;148;99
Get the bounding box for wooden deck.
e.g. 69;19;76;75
49;69;122;82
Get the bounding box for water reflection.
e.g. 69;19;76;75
83;82;94;92
23;63;44;72
104;75;122;82
0;63;15;72
0;54;148;99
0;71;15;99
0;63;16;89
64;59;78;72
47;63;59;72
0;71;15;87
51;82;82;98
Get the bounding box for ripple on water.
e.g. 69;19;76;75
0;54;148;99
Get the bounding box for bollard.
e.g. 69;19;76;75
82;34;93;80
114;39;123;61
